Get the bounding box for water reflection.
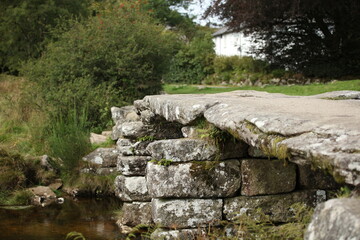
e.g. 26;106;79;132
0;198;124;240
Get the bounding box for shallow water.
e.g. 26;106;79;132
0;198;124;240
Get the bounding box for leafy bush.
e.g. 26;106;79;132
164;29;215;84
23;3;176;129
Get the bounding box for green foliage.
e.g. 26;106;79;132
205;56;272;85
0;149;57;191
65;231;86;240
335;186;352;198
46;109;92;174
164;28;215;84
0;189;33;206
137;136;155;142
23;3;176;129
150;159;173;166
0;0;91;73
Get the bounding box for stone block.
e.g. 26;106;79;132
305;198;360;240
120;121;152;139
116;138;134;156
114;175;150;202
152;198;223;229
147;139;218;162
82;148;119;167
146;160;241;198
151;228;206;240
131;140;152;156
298;164;340;190
224;190;325;223
117;156;150;176
241;159;296;196
111;106;139;124
118;202;153;226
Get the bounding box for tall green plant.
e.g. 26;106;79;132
46;108;91;174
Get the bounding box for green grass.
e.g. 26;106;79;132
164;79;360;96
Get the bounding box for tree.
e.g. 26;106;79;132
206;0;360;77
0;0;90;73
23;2;177;128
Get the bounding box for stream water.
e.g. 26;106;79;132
0;197;125;240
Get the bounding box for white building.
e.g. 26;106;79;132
212;27;259;57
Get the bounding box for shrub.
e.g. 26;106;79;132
23;3;175;129
164;29;215;84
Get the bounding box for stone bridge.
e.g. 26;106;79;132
84;90;360;239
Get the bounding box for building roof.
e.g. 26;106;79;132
212;27;232;37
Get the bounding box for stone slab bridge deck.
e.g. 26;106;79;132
140;90;360;186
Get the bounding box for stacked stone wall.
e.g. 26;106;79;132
88;103;340;239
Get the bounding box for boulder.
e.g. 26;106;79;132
224;190;326;223
152;198;223;229
82;148;119;167
305;198;360;240
29;186;57;207
146;139;218;163
117;156;150;176
241;159;296;196
118;202;153;226
89;132;108;145
146;160;241;198
114;175;150;202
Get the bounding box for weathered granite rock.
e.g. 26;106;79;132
146;139;218;162
29;186;57;206
111;106;139;124
146;160;241;198
152;198;223;228
305;198;360;240
224;190;326;223
298;164;340;189
118;202;153;226
140;91;360;185
90;132;108;145
140;96;220;125
140;109;156;124
241;159;296;196
120;121;152;139
114;175;150;202
131;141;151;156
116;138;134;156
151;228;206;240
181;126;198;138
111;106;140;140
117;156;150;176
82;148;119;167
